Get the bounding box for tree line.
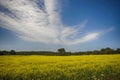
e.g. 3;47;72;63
0;47;120;55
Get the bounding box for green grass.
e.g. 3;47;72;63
0;55;120;80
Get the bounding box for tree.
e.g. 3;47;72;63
10;50;16;55
58;48;66;54
101;47;113;54
93;50;100;54
0;51;4;55
2;50;8;55
116;48;120;53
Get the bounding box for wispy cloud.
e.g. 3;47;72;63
0;0;113;45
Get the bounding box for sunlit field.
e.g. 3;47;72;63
0;55;120;80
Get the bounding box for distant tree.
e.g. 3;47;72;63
101;48;105;52
2;50;8;55
58;48;66;54
116;48;120;53
101;47;113;54
93;50;100;54
0;51;4;55
10;50;16;55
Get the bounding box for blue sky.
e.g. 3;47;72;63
0;0;120;52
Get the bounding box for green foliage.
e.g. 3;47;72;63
10;50;16;55
0;55;120;80
100;47;114;54
116;48;120;53
0;50;3;55
58;48;66;54
0;47;120;55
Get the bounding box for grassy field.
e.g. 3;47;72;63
0;55;120;80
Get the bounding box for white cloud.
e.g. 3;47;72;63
61;32;99;45
0;0;112;45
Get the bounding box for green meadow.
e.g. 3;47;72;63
0;55;120;80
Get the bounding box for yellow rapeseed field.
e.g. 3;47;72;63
0;54;120;80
